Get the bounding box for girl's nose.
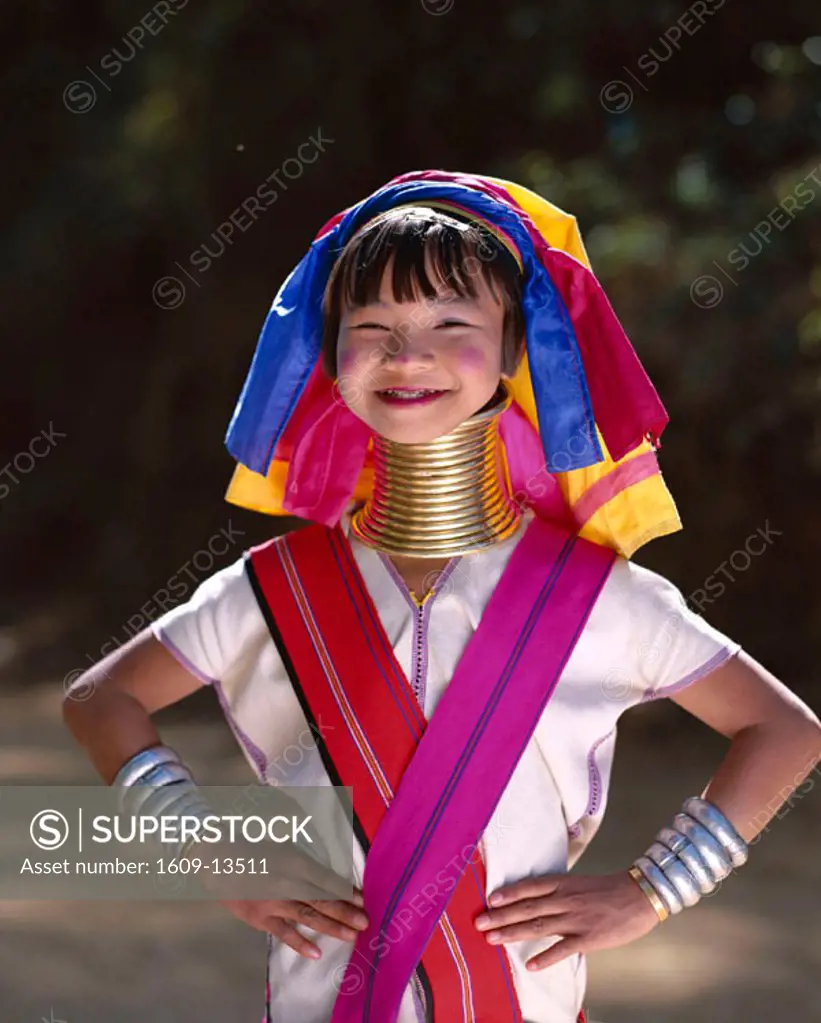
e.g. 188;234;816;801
382;332;435;365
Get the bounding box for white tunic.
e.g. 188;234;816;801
152;513;738;1023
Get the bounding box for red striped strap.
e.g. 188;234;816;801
248;524;523;1023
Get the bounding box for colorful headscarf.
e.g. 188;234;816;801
224;170;681;557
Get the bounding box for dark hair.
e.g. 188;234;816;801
320;206;525;377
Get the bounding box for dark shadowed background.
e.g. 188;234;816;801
1;1;820;1021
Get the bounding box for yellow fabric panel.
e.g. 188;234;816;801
225;461;288;515
554;433;681;557
487;176;682;556
225;460;374;515
578;473;682;559
486;177;591;268
556;431;649;508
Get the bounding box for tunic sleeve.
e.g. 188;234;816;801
150;555;289;781
150;555;257;686
602;558;741;707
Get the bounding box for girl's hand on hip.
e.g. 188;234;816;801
199;838;369;958
474;871;662;971
217;895;369;958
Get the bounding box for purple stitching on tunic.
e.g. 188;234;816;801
156;628;218;686
378;553;426;701
583;728;615;818
568;647;740;838
567;727;616;838
415;559;460;711
412;604;426;706
211;679;270;782
156;629;269;782
378;552;417;612
640;644;739;702
377;553;460;713
433;557;460;596
567;728;616;837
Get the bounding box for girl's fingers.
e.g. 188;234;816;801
481;913;573;945
475;896;567;931
261;917;322;959
526;936;585;971
282;901;365;942
487;874;564;907
306;899;370;931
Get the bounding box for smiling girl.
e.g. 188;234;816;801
64;171;821;1023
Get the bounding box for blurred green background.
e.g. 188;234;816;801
3;0;821;694
1;1;820;1020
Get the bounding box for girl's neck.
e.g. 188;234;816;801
387;552;453;603
349;382;521;560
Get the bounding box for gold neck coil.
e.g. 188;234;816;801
350;381;522;558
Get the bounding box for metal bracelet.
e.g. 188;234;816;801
645;842;702;907
656;827;717;895
681;797;749;868
142;761;195;788
164;787;212;821
166;789;213;830
173;805;215;860
627;866;669;922
138;780;199;822
136;761;196;803
672;813;733;882
139;785;211;861
137;783;214;860
121;787;160;821
113;745;182;790
120;771;188;819
633;856;684;915
177;835;200;861
113;745;212;861
118;762;195;816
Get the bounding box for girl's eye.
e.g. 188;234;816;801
436;320;470;329
352;322;390;331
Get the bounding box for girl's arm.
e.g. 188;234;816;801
62;630;204;783
473;652;821;969
62;628;370;951
669;649;821;840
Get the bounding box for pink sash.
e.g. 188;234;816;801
334;518;614;1022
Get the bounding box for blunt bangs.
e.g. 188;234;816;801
321;206;525;376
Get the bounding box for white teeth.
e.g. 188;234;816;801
382;389;439;399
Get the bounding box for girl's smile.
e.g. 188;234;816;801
336;266;508;444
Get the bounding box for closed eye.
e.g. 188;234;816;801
435;319;473;329
350;321;391;331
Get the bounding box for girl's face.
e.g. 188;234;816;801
335;265;508;444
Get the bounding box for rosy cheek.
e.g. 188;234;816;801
455;345;488;372
337;348;356;373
